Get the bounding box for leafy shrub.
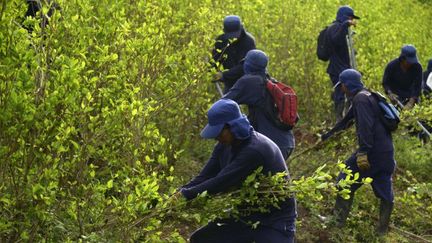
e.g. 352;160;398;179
1;0;431;241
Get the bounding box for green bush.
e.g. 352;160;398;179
1;0;431;241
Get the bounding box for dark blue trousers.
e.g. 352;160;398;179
189;219;295;243
337;152;396;202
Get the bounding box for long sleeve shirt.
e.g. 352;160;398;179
212;29;256;92
326;21;352;77
382;58;423;100
223;74;295;150
326;89;394;154
180;131;296;224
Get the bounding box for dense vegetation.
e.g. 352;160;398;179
0;0;431;242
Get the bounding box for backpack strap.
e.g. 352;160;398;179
355;89;379;126
368;90;400;131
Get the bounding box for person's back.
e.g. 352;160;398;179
223;50;295;159
224;131;296;224
352;90;394;154
321;89;394;154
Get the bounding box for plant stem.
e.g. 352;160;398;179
0;0;6;21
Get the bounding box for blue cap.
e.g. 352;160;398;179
201;99;243;139
335;69;364;93
223;15;242;39
337;5;360;21
244;49;268;74
400;45;419;64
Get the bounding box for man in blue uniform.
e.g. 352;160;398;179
321;69;396;235
223;50;295;160
179;99;296;243
382;45;423;109
327;5;360;122
212;15;256;93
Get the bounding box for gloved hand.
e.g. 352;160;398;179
356;153;370;171
387;92;399;103
403;98;416;110
212;71;223;82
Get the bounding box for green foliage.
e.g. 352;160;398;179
291;133;432;242
0;0;215;241
139;165;361;230
1;0;431;242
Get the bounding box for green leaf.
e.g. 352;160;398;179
132;109;138;116
316;182;328;189
107;180;114;189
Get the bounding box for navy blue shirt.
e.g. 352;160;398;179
326;21;352;77
382;58;423;100
213;29;256;92
223;74;295;150
181;131;296;223
326;89;394;154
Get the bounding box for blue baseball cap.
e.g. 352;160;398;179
244;49;268;74
201;99;243;139
334;69;364;94
337;6;360;20
223;15;242;39
400;44;419;64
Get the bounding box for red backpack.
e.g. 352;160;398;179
264;77;299;130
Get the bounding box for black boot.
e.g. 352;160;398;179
376;200;394;235
333;195;353;227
